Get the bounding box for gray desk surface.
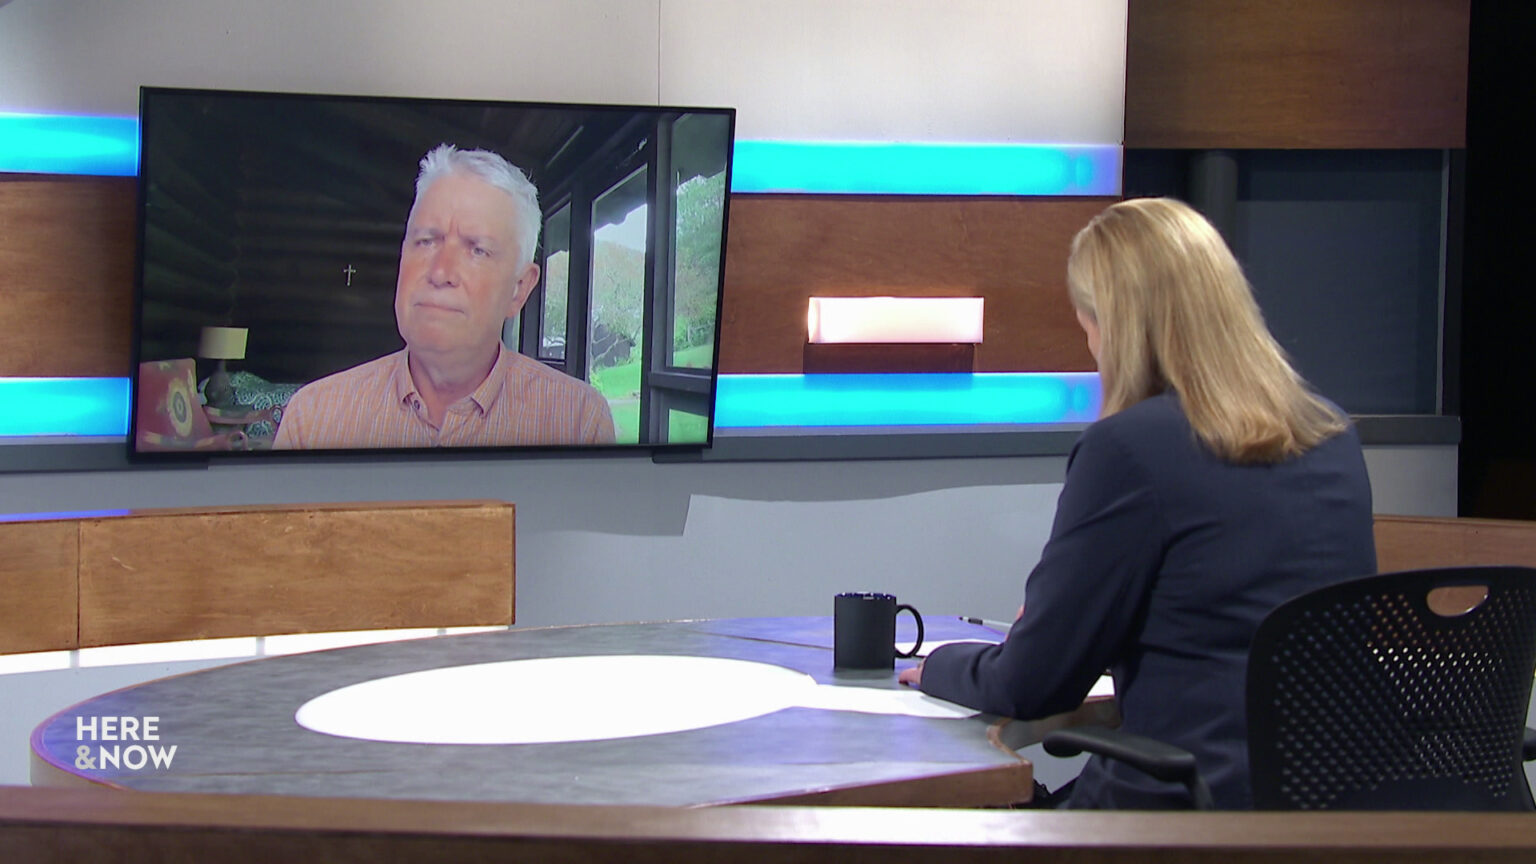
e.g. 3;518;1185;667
30;617;1088;807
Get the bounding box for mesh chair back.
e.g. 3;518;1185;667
1247;566;1536;810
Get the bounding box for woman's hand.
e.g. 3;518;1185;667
897;661;923;687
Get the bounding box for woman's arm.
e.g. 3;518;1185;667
915;421;1167;718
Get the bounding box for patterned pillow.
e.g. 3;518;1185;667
225;371;302;439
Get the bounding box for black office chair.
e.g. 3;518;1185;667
1045;566;1536;810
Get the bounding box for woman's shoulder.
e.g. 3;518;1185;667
1083;390;1362;471
1084;392;1189;445
1068;393;1191;479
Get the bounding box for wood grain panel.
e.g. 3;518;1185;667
0;177;137;377
1126;0;1470;148
802;343;975;374
6;786;1536;863
2;178;1104;381
76;500;513;646
721;196;1107;374
1374;515;1536;574
0;519;78;653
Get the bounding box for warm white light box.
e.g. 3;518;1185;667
807;296;985;344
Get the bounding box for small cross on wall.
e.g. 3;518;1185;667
343;264;358;286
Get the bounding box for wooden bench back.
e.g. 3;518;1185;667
1374;515;1536;574
0;500;514;654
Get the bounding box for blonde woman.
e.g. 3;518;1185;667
900;198;1376;809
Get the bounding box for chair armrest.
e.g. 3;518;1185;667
1523;727;1536;762
1043;726;1215;809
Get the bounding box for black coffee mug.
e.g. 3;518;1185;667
833;592;924;670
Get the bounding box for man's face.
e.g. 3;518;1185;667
395;171;538;362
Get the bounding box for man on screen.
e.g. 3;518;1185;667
274;144;615;450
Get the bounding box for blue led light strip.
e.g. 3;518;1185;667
731;140;1122;196
1;113;1117;436
0;378;131;437
714;372;1101;428
1;112;1121;196
0;373;1099;439
0;113;139;176
0;510;133;523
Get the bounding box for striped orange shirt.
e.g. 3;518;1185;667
272;345;615;450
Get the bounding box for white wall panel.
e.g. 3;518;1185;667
0;445;1457;632
659;0;1127;143
0;0;663;115
0;0;1126;146
1363;445;1459;518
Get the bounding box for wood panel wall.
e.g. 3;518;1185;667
0;176;136;377
720;196;1103;374
0;500;515;653
1126;0;1470;148
0;176;1106;380
0;519;79;654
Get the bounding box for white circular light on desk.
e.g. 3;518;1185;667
294;655;821;745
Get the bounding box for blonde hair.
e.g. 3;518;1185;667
1066;198;1346;464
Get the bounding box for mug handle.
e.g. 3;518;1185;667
894;604;924;658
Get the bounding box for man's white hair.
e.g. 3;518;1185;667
414;143;541;266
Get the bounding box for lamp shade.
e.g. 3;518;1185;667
197;326;248;361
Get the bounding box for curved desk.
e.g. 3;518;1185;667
31;617;1110;807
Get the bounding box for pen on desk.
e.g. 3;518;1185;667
959;616;1012;632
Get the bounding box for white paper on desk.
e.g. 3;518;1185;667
897;632;1117;703
795;685;978;718
1088;674;1114;699
796;673;1110;720
900;637;999;658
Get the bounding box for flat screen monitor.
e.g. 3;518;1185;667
130;86;734;459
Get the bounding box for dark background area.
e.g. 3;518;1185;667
1122;0;1533;519
1460;0;1536;518
1123;148;1445;417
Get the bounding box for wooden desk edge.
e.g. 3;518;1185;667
713;761;1033;808
1;500;514;523
3;786;1536;863
1373;514;1535;530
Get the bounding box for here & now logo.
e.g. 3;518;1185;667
74;716;178;771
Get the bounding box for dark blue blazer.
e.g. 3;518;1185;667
918;392;1377;809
